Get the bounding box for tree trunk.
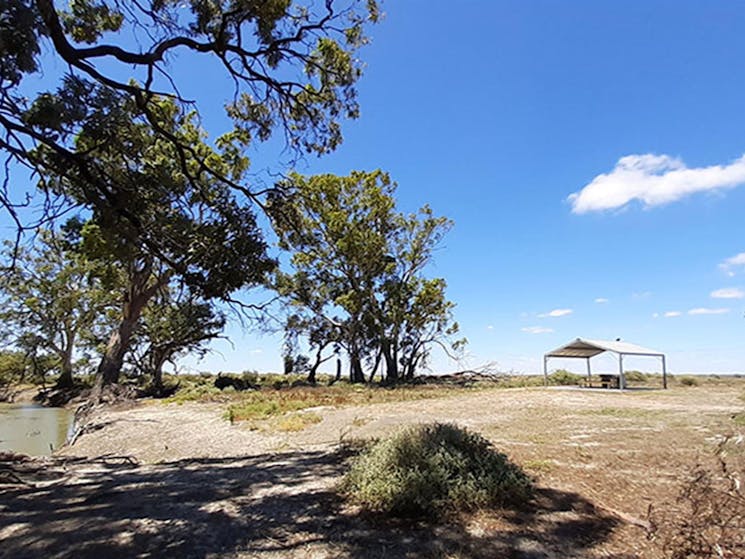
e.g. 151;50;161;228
55;351;74;389
307;346;324;384
95;310;141;388
382;340;398;383
149;346;170;393
368;349;382;383
405;350;422;380
307;363;318;384
349;354;365;383
94;294;149;394
92;264;169;399
55;324;76;389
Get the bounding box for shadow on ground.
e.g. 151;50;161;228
0;450;625;558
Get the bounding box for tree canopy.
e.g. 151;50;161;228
270;170;465;383
0;227;116;388
0;0;378;392
0;0;378;255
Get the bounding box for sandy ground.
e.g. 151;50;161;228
1;383;743;558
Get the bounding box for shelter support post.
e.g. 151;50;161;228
585;357;591;385
619;354;625;390
662;354;667;389
543;355;548;386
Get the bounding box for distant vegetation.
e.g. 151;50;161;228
547;369;584;385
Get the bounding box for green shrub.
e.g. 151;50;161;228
624;370;648;383
679;375;700;387
0;351;27;385
340;422;533;518
548;369;583;386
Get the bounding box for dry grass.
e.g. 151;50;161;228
274;412;323;432
224;383;492;423
52;376;745;558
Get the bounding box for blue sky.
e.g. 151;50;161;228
6;1;745;375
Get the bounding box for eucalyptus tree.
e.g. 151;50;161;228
50;101;276;394
1;1;378;395
270;170;464;382
377;208;466;380
131;287;225;393
0;228;116;388
1;0;379;239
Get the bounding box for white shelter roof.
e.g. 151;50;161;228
545;338;664;359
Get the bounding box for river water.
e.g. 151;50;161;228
0;404;74;456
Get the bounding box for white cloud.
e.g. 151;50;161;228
688;307;730;315
719;253;745;276
538;308;573;318
594;297;609;304
710;287;744;299
522;326;554;334
632;291;652;300
486;325;494;330
652;312;660;318
663;311;682;317
569;153;745;213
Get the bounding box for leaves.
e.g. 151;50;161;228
270;170;464;381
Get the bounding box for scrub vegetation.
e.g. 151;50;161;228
340;423;533;518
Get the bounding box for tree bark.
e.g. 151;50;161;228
367;349;381;383
55;350;75;389
349;354;365;383
54;323;76;389
92;263;170;399
150;347;170;393
306;346;324;384
95;306;142;388
382;340;398;383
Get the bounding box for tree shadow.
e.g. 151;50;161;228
0;450;625;558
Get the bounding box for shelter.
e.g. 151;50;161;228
543;338;667;389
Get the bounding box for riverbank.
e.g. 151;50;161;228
2;381;744;557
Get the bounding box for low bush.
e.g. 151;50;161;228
679;376;700;387
624;370;648;383
648;436;744;558
548;369;583;386
340;422;533;518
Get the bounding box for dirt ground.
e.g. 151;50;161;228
1;382;743;558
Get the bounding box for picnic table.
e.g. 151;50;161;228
599;374;620;389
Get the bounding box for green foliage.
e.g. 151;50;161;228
162;375;223;403
133;289;226;386
623;370;649;383
548;369;583;386
340;423;533;518
0;228;117;387
0;0;45;86
61;0;124;43
1;0;379;253
1;1;379;392
270;170;464;383
0;350;28;385
0;349;60;386
679;376;700;387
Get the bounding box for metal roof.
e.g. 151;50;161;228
545;338;664;359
